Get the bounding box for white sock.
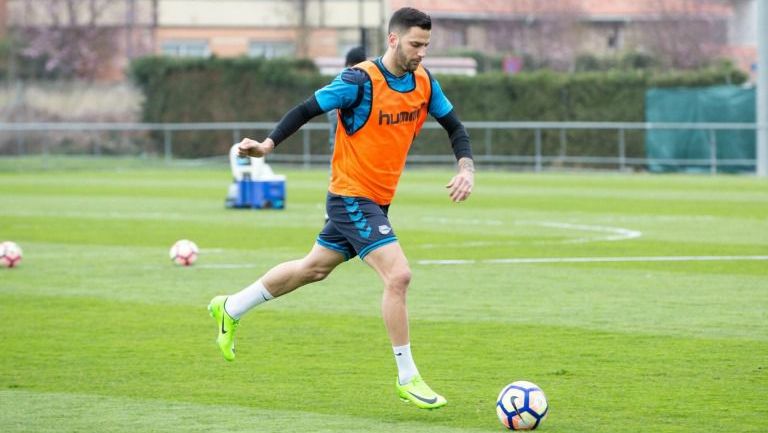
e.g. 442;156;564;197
224;279;274;319
393;343;419;385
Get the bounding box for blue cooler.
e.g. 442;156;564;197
251;176;286;209
226;143;286;210
235;175;254;208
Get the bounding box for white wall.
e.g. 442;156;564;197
729;0;757;45
158;0;383;28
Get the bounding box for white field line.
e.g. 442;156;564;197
417;255;768;266
530;221;642;243
418;220;642;248
141;263;258;270
148;255;768;269
196;263;257;269
420;216;504;226
5;209;195;220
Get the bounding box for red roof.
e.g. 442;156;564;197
389;0;732;19
582;0;731;17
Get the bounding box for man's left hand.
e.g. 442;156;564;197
446;169;473;202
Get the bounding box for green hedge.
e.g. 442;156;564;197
130;56;747;159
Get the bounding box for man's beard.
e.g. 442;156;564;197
396;45;420;72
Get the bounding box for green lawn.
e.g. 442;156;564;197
1;160;766;432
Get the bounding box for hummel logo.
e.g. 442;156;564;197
407;391;438;405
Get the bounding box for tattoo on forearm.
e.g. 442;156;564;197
458;157;475;173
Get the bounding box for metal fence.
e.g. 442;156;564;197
0;121;761;173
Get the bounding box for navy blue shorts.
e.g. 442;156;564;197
316;193;398;261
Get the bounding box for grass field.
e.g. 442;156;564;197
1;159;766;432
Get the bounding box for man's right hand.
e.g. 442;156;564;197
237;138;275;158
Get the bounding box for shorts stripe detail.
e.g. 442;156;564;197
358;236;397;260
316;238;351;261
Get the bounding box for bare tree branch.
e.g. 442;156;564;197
16;0;123;79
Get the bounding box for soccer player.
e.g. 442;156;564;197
208;6;474;410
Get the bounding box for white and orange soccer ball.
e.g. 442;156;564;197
496;381;549;430
0;241;23;268
169;239;199;266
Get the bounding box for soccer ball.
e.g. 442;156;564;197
496;381;549;430
0;241;23;268
169;239;199;266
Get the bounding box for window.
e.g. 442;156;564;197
248;41;295;59
161;40;210;58
442;22;467;48
605;23;623;50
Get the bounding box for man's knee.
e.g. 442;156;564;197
386;267;412;292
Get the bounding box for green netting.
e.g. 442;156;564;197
645;85;756;172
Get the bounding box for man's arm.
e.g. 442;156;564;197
268;96;325;146
239;69;367;158
435;109;472;161
238;96;324;158
436;110;474;202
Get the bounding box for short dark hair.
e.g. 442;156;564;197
388;7;431;34
345;46;367;66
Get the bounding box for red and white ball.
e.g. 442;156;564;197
496;381;549;430
169;239;199;266
0;241;23;268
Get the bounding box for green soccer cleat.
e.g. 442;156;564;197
396;375;447;409
207;296;239;361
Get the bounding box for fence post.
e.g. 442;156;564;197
164;128;172;163
16;131;25;157
42;137;49;170
93;131;101;157
559;129;566;157
302;128;311;169
232;129;240;145
484;128;492;156
535;128;542;172
618;128;626;171
709;129;717;174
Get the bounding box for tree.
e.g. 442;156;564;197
643;0;730;70
18;0;114;79
431;0;587;72
11;0;157;80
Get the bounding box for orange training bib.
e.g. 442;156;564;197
329;60;432;205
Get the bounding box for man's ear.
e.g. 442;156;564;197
387;32;399;49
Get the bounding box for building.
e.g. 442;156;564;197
0;0;7;37
156;0;385;60
2;0;760;80
728;0;759;78
391;0;743;71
